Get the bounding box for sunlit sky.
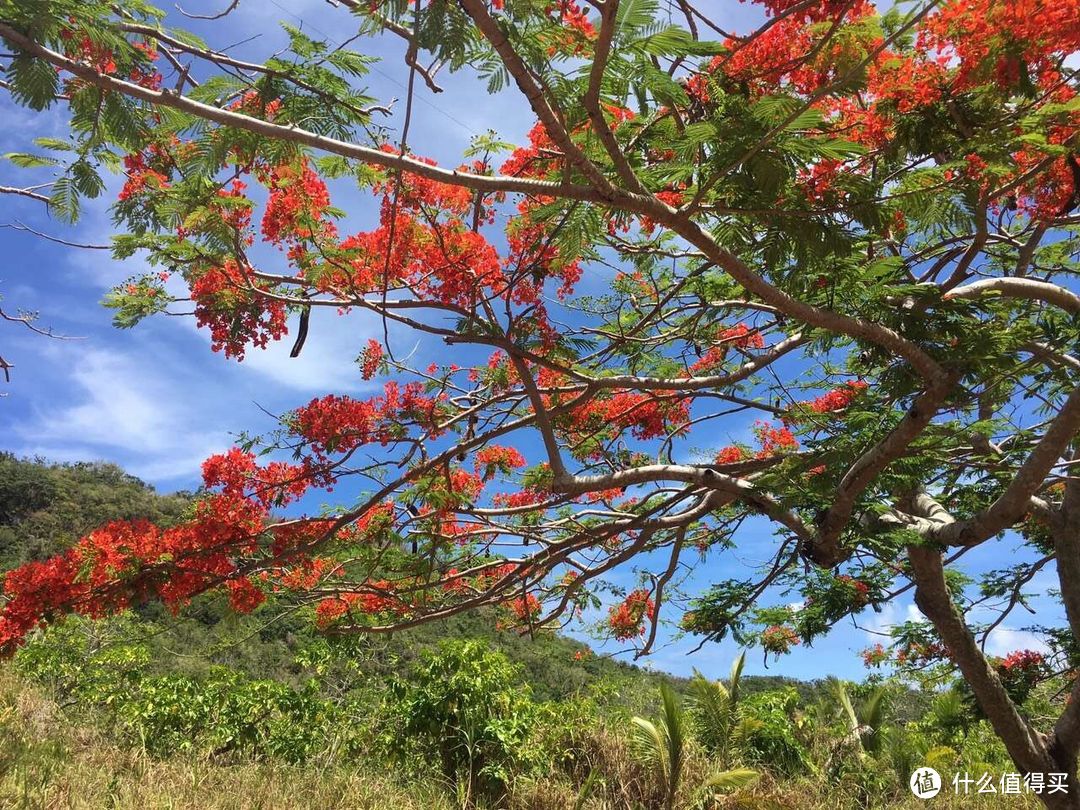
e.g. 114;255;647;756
0;0;1057;683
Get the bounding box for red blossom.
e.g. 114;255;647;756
474;445;527;480
190;259;288;360
608;589;655;641
226;577;265;613
0;489;271;655
861;643;889;667
805;381;868;415
291;382;444;456
509;593;541;623
797;159;844;203
360;339;384;380
754;421;799;458
260;159;336;245
761;624;800;654
715;445;746;465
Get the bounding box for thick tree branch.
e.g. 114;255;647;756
945;278;1080;314
934;385;1080;547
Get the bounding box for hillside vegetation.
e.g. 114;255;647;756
0;457;1048;808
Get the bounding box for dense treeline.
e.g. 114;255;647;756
0;455;811;707
0;454;191;568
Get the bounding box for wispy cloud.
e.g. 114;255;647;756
984;627;1050;657
12;342;234;483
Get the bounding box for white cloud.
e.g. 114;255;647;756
984;627;1051;658
60;239;379;394
216;307;376;393
864;600;1049;659
12;343;233;482
862;601;926;641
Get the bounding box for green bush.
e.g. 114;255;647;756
386;639;540;805
13;614;149;705
121;668;336;762
15;616;342;763
736;688;811;777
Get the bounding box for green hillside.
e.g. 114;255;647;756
0;454;811;709
0;456;1036;810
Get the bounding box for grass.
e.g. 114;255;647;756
0;668;1044;810
0;670;450;810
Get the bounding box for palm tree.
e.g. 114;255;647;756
687;650;745;763
631;683;758;810
832;678;890;757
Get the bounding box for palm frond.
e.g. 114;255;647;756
660;683;685;809
701;767;760;790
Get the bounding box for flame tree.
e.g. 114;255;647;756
0;0;1079;802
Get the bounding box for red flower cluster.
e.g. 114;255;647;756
228;90;284;120
690;324;764;374
291;382;444;456
128;41;162;90
314;581;402;628
895;640;949;666
806;381;868;414
359;339;383;380
608;589;655;641
190;259;288;360
761;624;800;654
721;22;817;95
260;160;336;245
866;54;947;114
543;0;596;54
273;557;331;591
0;489;269;656
996;648;1047;703
373;147;476;218
118;150;170;202
860;643;889;667
836;574;871;608
1000;649;1046;673
751;0;873;22
715;445;746;465
754;421;799;458
226;577;265;613
504;201;584;303
201;447;323;508
568;391;690;446
509;593;542;623
501;122;559;180
797;159;844;203
474;445;527;480
59;28;117;74
920;0;1080;92
493;489;550;509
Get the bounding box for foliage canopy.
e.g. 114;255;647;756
1;0;1079;803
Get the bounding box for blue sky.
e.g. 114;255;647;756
0;0;1058;683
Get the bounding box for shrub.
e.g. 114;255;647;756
121;668;335;762
15;615;342;763
386;639;539;805
736;689;811;777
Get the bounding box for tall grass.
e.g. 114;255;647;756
0;670;450;810
0;669;1044;810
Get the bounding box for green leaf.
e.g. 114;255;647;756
48;176;80;223
3;152;60;168
8;55;59;111
33;137;75;152
72;160;105;199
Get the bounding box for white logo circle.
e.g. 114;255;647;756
910;767;942;799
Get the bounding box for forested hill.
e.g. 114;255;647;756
0;454;817;706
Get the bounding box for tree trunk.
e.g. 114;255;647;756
908;545;1080;810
